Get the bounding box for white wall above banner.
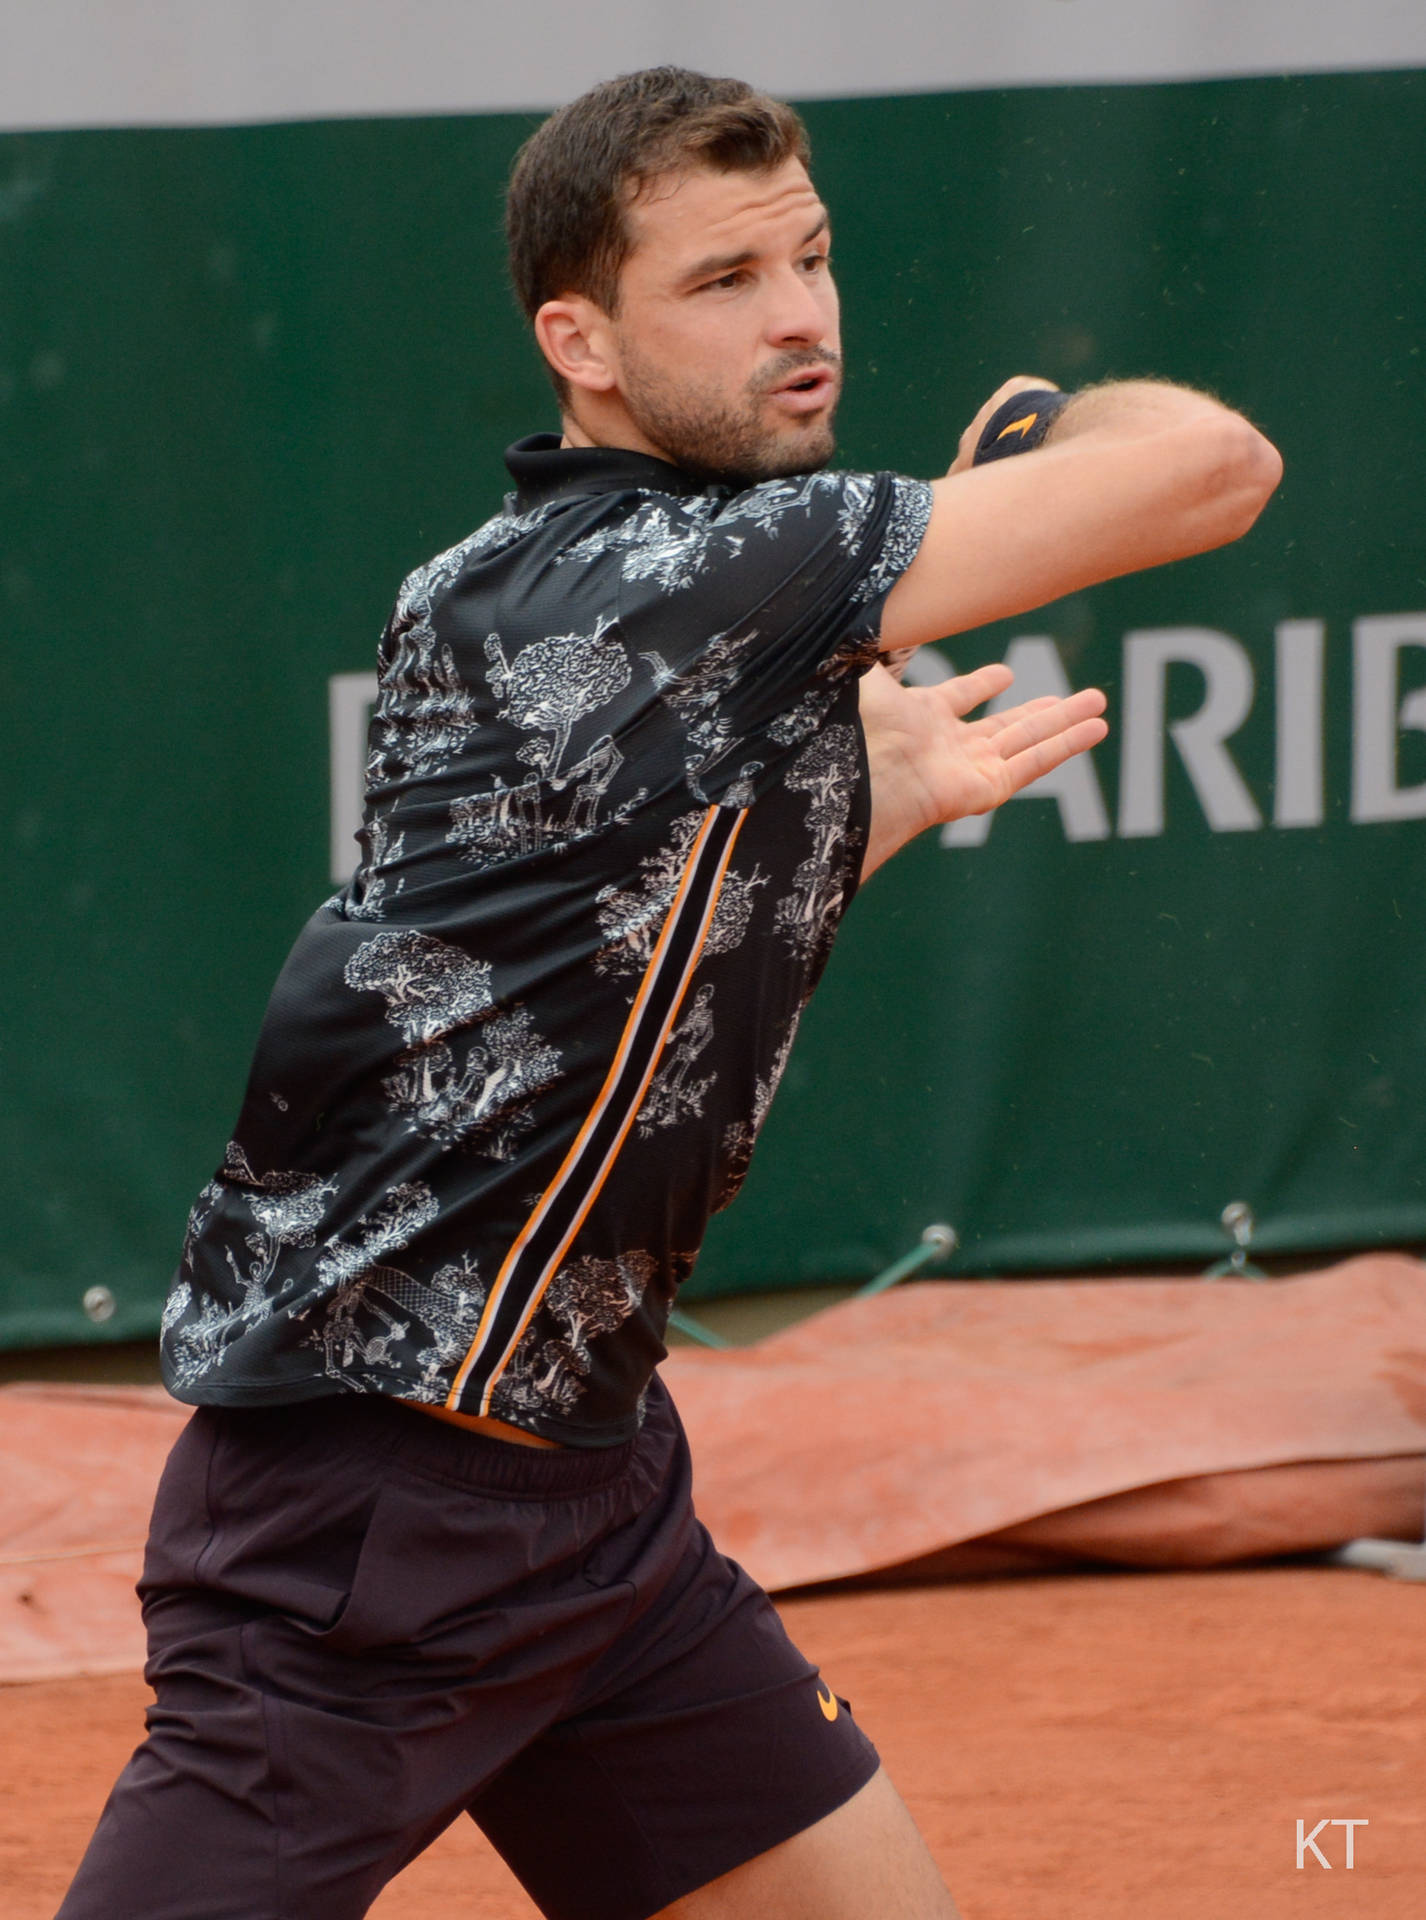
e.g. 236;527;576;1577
4;0;1425;131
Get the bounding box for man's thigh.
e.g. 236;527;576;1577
655;1768;961;1920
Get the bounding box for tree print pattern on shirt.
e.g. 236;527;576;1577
344;930;560;1156
162;1281;231;1389
296;1181;471;1390
443;618;649;872
163;1142;341;1388
312;1181;440;1294
555;497;732;593
717;1010;804;1212
178;1176;224;1275
489;1250;659;1421
352;505;564;912
637;981;717;1136
850;474;934;606
347;813;406;921
223;1144;340;1303
487;617;631;777
766;679;841;749
345;929;493;1044
715;471;829;539
446;735;645;874
371;533;491;776
304;1252;487;1398
640;626;763;802
773;725;864;969
594;810;767;980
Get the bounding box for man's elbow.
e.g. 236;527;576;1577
1190;414;1283;549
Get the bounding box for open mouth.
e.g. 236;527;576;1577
770;368;836;411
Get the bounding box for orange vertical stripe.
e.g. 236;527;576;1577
473;808;746;1412
444;806;739;1410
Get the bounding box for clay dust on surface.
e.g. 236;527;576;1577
6;1564;1422;1918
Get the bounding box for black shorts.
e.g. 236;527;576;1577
59;1375;878;1920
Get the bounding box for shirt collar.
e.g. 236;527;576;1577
504;433;711;512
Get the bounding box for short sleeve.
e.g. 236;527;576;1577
696;469;930;669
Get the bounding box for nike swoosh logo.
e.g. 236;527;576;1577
996;412;1037;441
816;1684;838;1722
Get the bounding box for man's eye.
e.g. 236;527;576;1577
701;272;744;292
801;252;831;273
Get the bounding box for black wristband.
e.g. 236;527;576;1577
972;388;1071;465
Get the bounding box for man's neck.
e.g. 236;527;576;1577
559;407;672;465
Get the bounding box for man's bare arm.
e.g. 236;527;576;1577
879;376;1283;651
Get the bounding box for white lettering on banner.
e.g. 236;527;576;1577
940;636;1112;848
1274;619;1326;827
925;613;1426;846
329;671;379;882
1351;613;1426;823
1119;628;1262;837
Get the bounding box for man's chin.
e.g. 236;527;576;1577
702;423;838;490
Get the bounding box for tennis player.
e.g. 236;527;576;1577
60;66;1280;1920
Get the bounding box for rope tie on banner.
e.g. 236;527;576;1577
666;1307;732;1350
668;1222;958;1348
857;1222;958;1297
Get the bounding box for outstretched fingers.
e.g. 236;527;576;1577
995;690;1107;795
973;694;1060;739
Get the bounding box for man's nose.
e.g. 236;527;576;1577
764;266;832;346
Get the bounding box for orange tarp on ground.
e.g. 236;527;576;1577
0;1384;186;1682
3;1256;1425;1681
663;1254;1426;1589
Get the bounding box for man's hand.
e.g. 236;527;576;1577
858;659;1108;879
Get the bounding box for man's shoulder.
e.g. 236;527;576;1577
395;498;564;608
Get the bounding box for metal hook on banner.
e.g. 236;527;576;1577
1202;1200;1268;1280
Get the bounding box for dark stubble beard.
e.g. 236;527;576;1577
617;343;843;488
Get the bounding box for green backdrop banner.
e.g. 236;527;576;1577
3;70;1425;1344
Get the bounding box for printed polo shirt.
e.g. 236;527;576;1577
162;435;934;1445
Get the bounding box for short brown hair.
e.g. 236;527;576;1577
506;66;811;331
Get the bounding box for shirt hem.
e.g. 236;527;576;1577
162;1370;646;1450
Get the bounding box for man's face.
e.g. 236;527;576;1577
606;157;841;485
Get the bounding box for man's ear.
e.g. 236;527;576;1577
534;297;618;393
